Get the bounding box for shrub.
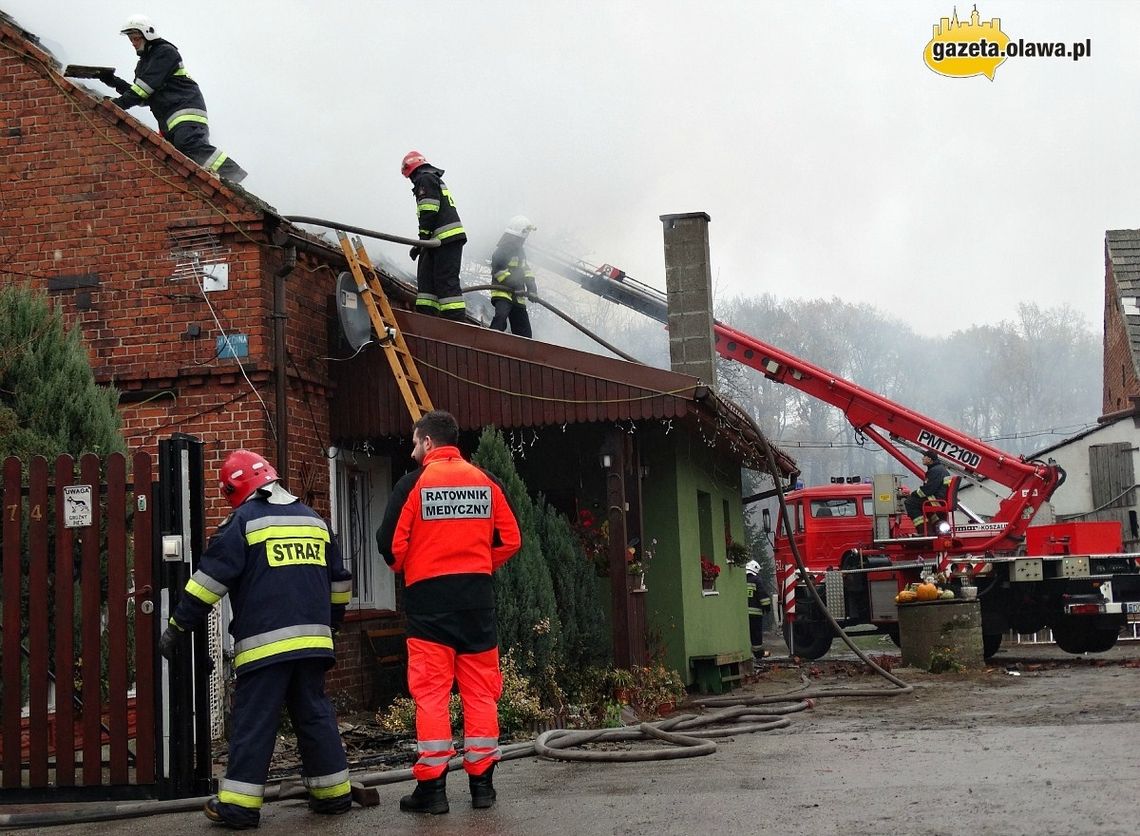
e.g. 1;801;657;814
473;427;563;702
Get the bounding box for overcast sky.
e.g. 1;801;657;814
7;1;1138;336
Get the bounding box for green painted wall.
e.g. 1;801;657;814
639;424;750;684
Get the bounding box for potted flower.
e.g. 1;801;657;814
629;664;687;717
700;555;720;591
574;508;611;577
725;537;751;568
626;537;655;592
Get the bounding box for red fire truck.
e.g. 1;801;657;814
534;249;1140;659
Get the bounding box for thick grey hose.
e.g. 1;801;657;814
283;215;441;249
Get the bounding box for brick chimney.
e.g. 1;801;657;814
660;212;717;389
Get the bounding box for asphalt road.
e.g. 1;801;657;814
6;638;1140;835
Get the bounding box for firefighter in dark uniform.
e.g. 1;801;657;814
745;560;772;659
903;450;952;531
489;215;538;338
402;151;468;320
376;410;521;815
159;450;354;829
102;15;247;183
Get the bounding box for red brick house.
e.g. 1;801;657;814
2;13;795;706
1103;230;1140;416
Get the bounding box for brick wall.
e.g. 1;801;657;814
1102;253;1140;414
2;21;392;708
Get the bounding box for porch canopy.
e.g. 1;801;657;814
329;310;796;478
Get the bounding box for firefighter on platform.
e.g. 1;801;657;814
101;14;247;183
159;450;354;829
375;410;522;815
903;450;952;532
402;151;468;320
489;215;538;338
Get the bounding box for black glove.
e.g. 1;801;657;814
158;624;186;661
409;246;421;261
96;68;117;83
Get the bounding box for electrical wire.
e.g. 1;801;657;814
191;263;277;443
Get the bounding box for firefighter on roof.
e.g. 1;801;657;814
159;449;354;829
376;410;521;814
102;14;247;183
489;215;538;338
402;150;468;320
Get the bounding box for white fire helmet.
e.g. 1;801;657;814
120;14;158;40
505;215;536;239
745;560;761;575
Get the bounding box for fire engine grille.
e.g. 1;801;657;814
824;570;846;619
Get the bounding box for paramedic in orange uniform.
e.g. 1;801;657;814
376;410;521;814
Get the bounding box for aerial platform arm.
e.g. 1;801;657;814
530;246;1062;538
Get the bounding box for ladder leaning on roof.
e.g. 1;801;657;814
335;231;434;422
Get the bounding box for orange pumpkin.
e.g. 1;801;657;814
895;589;918;603
915;582;940;601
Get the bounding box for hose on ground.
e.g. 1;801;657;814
0;254;911;831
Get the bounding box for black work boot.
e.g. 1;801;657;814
309;791;352;815
469;764;496;809
399;775;449;815
203;796;260;829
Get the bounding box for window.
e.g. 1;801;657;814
811;498;857;518
332;452;395;611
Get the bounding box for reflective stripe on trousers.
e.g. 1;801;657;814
407;637;502;780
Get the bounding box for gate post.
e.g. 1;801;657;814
155;433;212;798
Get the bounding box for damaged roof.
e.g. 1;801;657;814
330;311;798;477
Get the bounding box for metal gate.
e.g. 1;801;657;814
0;435;212;802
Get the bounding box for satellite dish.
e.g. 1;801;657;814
335;272;373;351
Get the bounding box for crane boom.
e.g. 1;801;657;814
530;246;1063;548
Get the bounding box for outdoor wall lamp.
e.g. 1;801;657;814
599;453;612;468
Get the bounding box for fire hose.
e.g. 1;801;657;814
0;241;913;831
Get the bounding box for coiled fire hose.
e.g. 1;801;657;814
0;246;915;830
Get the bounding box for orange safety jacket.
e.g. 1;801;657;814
376;445;521;621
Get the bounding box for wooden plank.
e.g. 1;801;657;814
79;453;102;786
131;451;156;784
105;453;129;783
1;457;23;788
27;456;50;785
53;455;76;786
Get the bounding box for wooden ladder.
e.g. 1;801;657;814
336;231;433;421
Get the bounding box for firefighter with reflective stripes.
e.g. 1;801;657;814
402;150;468;320
159;449;353;829
375;410;521;815
104;15;247;183
903;450;952;531
489;215;538;338
745;560;772;659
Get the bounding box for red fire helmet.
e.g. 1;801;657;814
401;150;427;178
219;450;279;508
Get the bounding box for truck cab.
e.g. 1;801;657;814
773;481;919;658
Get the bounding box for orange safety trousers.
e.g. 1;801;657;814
407;637;502;781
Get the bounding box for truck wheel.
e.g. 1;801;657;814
1053;618;1119;654
1051;618;1088;653
982;632;1002;658
783;620;834;660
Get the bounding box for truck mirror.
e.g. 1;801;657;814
761;508;771;534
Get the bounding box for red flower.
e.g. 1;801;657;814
700;556;720;582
